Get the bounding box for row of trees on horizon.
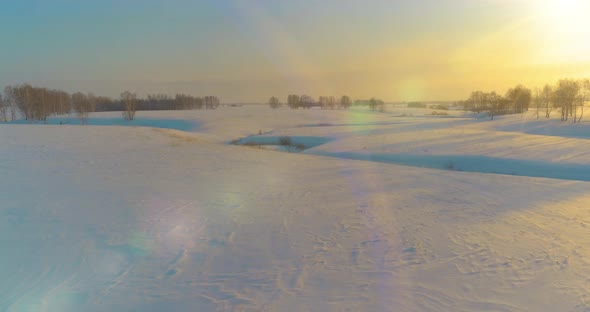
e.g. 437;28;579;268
2;79;589;124
460;79;590;122
0;84;221;123
268;95;386;111
267;79;590;124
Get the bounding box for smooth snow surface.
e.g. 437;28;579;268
2;106;590;311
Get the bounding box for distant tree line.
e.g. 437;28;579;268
268;95;379;110
137;94;220;111
460;79;590;122
0;83;220;123
407;102;427;108
352;98;385;111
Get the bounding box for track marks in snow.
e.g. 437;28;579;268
163;248;186;278
409;286;523;312
287;265;307;291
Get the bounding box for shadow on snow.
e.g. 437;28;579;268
9;117;199;132
311;152;590;182
231;136;334;151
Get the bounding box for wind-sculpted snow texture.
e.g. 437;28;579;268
2;106;590;311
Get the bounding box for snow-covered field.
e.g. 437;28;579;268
2;105;590;311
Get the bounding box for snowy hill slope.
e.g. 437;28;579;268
2;107;590;311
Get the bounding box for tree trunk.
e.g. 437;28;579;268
574;104;577;123
578;97;585;123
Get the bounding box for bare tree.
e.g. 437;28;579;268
300;95;315;109
369;98;377;111
203;96;210;109
540;84;553;118
340;95;352;109
287;94;300;109
505;84;531;113
87;93;97;113
553;79;580;122
576;79;590;123
327;96;336;110
72;92;92;124
0;94;7;122
34;88;51;122
487;92;510;120
318;96;328;109
7;90;18;121
368;97;384;111
4;84;49;122
268;96;281;109
175;94;194;110
121;91;137;120
56;90;71;116
467;91;486;113
195;97;204;110
204;96;220;109
3;84;73;121
8;84;33;120
533;88;542;119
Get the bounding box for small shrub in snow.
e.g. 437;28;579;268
243;141;261;148
278;136;292;146
446;161;455;170
121;91;138;121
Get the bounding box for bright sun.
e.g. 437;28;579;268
536;0;590;31
532;0;590;63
